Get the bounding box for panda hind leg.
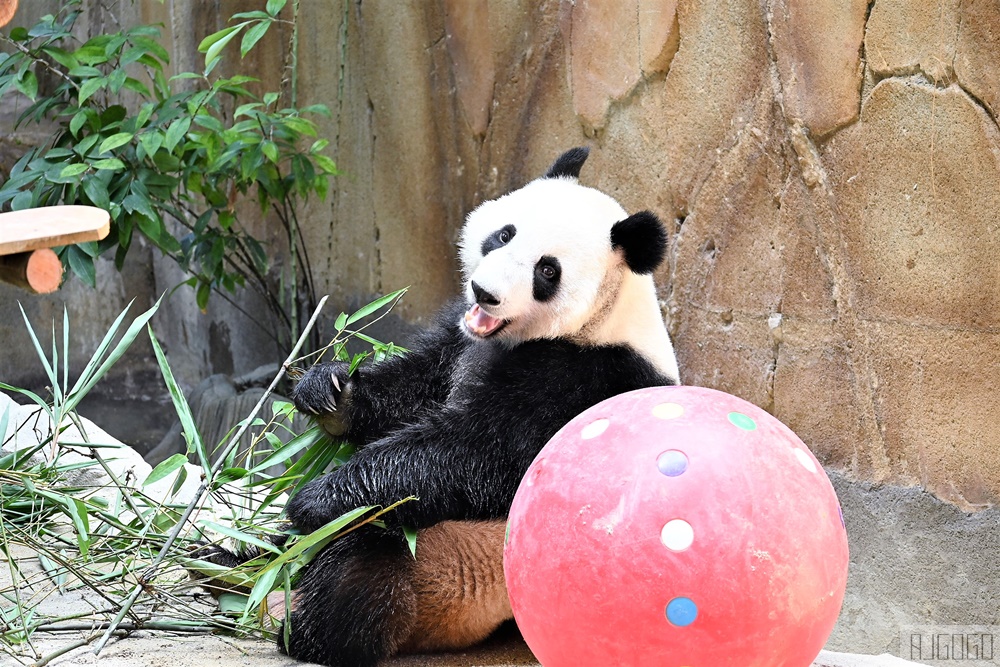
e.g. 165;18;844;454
277;529;418;667
400;519;513;653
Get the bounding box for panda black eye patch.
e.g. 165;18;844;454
533;255;561;302
480;224;517;256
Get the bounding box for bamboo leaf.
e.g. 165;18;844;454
64;297;162;413
240;21;270;58
0;403;9;448
98;132;133;154
241;562;280;623
148;326;208;469
218;592;248;614
169;463;188;497
63;306;70;395
68;302;134;396
18;303;58;395
247;425;327;474
143;453;188;487
254;506;372;581
215;467;248;486
345;287;408;326
403;525;417;559
200;521;282;555
63;497;91;559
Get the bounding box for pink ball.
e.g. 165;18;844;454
504;386;848;667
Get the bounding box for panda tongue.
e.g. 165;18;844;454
464;304;504;337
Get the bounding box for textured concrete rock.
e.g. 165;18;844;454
563;0;679;132
444;0;494;138
954;0;1000;118
817;652;928;667
826;80;1000;329
821;77;1000;507
829;471;1000;657
770;0;868;137
627;0;770;214
866;0;961;83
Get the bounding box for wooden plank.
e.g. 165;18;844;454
0;205;111;256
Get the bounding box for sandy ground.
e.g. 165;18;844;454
1;628;928;667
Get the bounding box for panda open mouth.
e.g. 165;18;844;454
463;304;507;338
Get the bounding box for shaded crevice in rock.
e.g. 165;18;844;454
367;97;381;296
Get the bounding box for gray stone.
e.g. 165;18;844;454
828;470;1000;655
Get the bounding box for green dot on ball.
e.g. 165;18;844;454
728;411;757;431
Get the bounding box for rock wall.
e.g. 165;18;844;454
283;0;1000;513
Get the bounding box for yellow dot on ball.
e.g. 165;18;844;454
652;402;685;420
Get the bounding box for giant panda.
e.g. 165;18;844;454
277;147;680;666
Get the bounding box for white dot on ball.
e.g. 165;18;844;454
660;519;694;551
794;448;817;473
652;402;685;420
580;418;610;440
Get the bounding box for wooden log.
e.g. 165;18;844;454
0;0;17;29
0;248;64;294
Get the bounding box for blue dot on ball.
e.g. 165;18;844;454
656;450;689;477
666;597;698;627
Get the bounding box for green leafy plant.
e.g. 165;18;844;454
0;0;335;352
0;290;409;663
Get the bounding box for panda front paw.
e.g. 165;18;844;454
285;477;354;534
291;361;353;436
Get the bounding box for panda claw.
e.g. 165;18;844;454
331;373;341;393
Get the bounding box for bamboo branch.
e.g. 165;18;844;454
91;295;328;655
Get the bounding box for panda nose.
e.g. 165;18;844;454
471;281;500;307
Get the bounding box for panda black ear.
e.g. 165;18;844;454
611;211;668;275
544;147;590;180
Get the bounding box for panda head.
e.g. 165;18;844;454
458;148;677;378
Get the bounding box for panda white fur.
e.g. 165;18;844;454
273;147;679;666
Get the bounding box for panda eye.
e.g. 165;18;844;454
533;255;561;301
481;225;517;256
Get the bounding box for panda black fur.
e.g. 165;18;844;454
275;148;680;666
